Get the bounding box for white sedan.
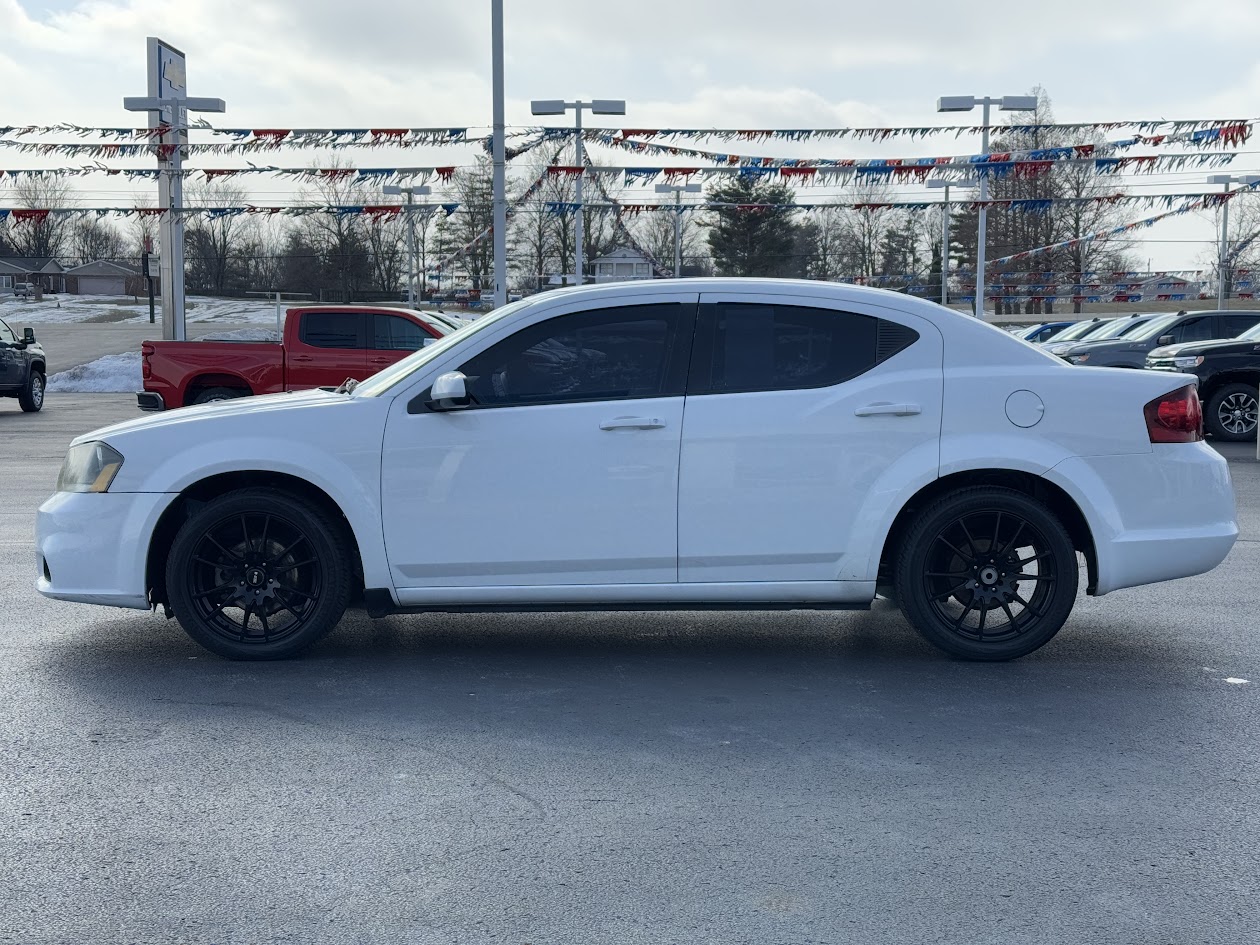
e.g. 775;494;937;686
36;279;1237;661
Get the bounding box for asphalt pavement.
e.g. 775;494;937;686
1;395;1257;945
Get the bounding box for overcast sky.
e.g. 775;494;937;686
6;0;1260;270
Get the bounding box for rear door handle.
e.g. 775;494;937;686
855;402;922;417
600;416;666;431
292;355;314;362
369;357;391;364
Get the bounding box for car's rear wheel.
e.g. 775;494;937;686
894;487;1079;661
193;387;248;405
18;370;44;412
166;488;352;660
1205;383;1258;441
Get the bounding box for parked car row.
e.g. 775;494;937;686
1010;310;1260;440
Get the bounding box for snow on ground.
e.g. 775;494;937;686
197;327;279;341
0;294;282;325
46;352;141;393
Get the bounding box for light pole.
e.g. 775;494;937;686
531;98;626;285
654;182;702;277
937;94;1038;319
925;177;978;307
491;0;507;308
384;184;433;307
1207;174;1260;309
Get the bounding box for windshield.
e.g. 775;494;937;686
1086;316;1155;341
1127;313;1183;342
353;296;541;397
1050;319;1107;342
1239;321;1260;341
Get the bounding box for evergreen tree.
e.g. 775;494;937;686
706;177;803;277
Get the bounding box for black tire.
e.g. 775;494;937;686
894;487;1080;661
1205;383;1258;442
166;488;353;660
192;387;248;405
18;370;44;412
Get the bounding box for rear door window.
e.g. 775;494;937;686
299;311;365;348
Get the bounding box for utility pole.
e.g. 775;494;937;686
384;184;433;306
926;177;978;306
124;38;225;341
654;182;702;277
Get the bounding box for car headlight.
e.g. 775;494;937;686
56;441;124;494
1069;354;1090;364
1173;356;1204;369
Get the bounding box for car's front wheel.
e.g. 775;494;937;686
166;488;353;659
18;370;44;412
1205;383;1258;442
894;487;1080;661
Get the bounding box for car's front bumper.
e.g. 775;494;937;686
36;491;176;610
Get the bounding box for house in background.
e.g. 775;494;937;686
65;260;145;296
0;257;67;293
592;247;656;283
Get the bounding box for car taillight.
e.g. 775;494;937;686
141;343;153;379
1144;385;1203;443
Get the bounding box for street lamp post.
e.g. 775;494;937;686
925;177;978;306
654;182;702;277
384;184;433;307
937;94;1038;319
531;98;626;285
491;0;507;308
1207;174;1260;309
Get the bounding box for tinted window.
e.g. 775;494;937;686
1171;317;1214;344
373;314;430;351
1222;313;1260;337
300;311;362;348
459;303;687;408
690;303;914;394
0;319;15;344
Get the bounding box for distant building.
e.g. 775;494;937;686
592;247;655;283
65;260;144;296
0;257;66;293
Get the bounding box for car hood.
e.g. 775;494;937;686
1149;337;1260;359
73;388;350;448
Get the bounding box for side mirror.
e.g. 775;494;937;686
429;371;469;410
1158;334;1174;346
22;327;35;345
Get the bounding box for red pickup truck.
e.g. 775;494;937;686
138;306;459;410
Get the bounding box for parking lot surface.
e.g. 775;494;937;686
2;395;1258;944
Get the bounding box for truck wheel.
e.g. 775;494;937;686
18;370;44;412
166;488;353;660
193;387;248;405
894;487;1079;661
1205;383;1258;441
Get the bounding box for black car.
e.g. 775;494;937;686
0;317;45;412
1146;320;1260;441
1061;310;1260;368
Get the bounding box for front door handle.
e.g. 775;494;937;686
855;402;922;417
369;357;391;364
292;355;314;362
600;416;666;431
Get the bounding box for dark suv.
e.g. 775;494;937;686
0;317;46;412
1146;320;1260;441
1060;310;1260;368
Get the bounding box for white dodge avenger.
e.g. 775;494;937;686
37;279;1237;661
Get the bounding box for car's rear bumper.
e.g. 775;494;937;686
136;391;165;411
36;491;175;610
1047;443;1237;595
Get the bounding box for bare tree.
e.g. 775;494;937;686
8;177;77;258
634;205;707;276
69;216;128;264
185;180;256;293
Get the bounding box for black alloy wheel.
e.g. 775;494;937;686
193;387;248;405
1206;383;1259;442
895;487;1079;660
167;488;352;659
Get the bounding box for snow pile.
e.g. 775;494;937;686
46;352;142;393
